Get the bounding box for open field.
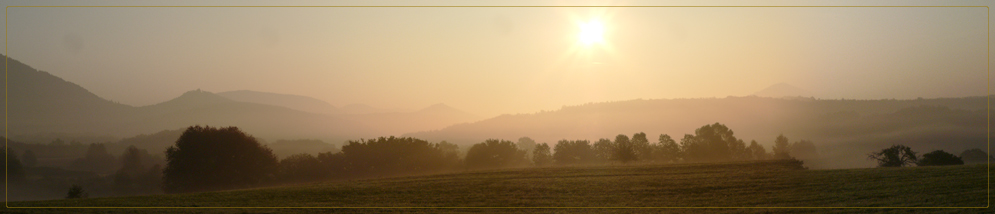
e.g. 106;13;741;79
5;161;992;213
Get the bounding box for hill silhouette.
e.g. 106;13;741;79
217;90;340;115
1;55;373;143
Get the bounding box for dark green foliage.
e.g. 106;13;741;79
552;140;595;165
277;153;323;183
339;136;460;178
959;148;993;164
531;143;552;166
465;139;527;169
868;144;918;167
611;134;638;163
772;134;791;159
917;150;963;166
163;126;279;193
66;184;88;199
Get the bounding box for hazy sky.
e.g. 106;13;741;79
2;0;990;117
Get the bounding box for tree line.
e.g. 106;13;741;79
25;122;986;196
157;123;822;194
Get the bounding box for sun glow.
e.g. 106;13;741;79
578;20;604;45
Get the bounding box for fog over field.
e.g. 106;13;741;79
1;0;992;211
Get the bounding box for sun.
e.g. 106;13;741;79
578;20;604;45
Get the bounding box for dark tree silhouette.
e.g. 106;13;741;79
277;153;323;183
747;140;768;160
654;134;680;163
959;148;993;164
593;138;614;163
66;184;88;199
465;139;526;169
772;134;791;159
868;144;917;167
681;123;741;162
339;136;459;178
730;139;748;161
532;143;553;166
163;126;279;193
553;140;595;165
437;141;461;163
917;150;963;166
612;134;638;163
21;150;36;167
631;132;653;161
2;146;25;182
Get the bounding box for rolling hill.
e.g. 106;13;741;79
1;55;374;143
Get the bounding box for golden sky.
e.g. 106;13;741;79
3;0;989;117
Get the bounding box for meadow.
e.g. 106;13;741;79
6;160;991;213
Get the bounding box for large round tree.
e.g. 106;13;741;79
163;126;278;193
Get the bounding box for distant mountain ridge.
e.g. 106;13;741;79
2;54;481;143
1;54;372;143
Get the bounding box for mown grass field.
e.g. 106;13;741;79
5;161;992;213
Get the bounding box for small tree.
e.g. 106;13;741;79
465;139;527;169
772;134;791;159
592;138;614;163
532;143;553;166
631;132;653;161
612;134;638;163
868;145;917;167
66;184;88;199
654;134;680;163
747;140;768;160
917;150;963;166
553;140;595;165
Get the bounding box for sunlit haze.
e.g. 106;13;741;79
2;1;989;118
